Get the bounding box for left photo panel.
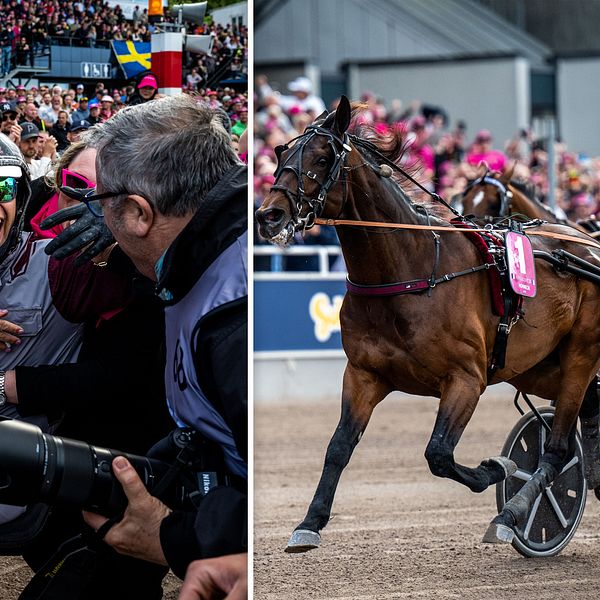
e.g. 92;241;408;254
0;1;248;598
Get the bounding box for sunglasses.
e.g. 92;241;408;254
1;113;17;122
59;185;122;217
61;168;95;191
0;177;17;203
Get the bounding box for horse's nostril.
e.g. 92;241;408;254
262;208;285;224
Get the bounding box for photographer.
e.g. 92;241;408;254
50;95;249;580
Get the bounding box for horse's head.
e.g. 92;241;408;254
256;96;353;245
459;165;514;221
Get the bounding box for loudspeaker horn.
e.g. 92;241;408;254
169;2;207;25
185;34;213;54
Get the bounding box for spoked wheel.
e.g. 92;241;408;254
496;406;586;557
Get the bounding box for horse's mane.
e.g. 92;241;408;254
343;105;454;221
348;104;407;165
509;180;556;217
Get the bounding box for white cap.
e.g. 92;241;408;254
288;76;312;94
0;165;22;178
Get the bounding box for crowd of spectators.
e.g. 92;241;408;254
183;21;248;93
0;0;143;74
0;0;248;95
255;74;600;270
0;75;248;181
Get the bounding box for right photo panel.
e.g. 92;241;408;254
254;0;600;597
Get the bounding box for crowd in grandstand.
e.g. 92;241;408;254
0;0;248;92
255;73;600;269
0;75;247;182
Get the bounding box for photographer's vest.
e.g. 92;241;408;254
0;233;82;369
164;231;247;479
0;233;82;421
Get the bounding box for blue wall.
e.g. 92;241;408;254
254;278;346;352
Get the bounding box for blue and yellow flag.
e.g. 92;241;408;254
112;41;151;78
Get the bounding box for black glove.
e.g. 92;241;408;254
41;202;115;266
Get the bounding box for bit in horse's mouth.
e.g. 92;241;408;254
269;223;295;247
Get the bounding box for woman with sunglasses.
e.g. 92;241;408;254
0;135;134;465
28;139;102;239
0;138;173;599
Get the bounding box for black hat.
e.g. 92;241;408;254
71;119;91;132
20;122;40;141
0;102;16;116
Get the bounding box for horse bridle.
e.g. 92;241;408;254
271;124;352;231
463;175;512;219
271;122;466;234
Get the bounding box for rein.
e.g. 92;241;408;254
316;218;600;250
270;120;600;300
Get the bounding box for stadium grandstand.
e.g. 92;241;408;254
0;0;247;117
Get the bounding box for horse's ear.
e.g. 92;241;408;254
313;110;329;126
476;160;489;178
499;162;516;185
332;95;351;136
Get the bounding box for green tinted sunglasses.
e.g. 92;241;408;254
0;177;17;203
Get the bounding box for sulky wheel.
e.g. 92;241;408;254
496;406;586;557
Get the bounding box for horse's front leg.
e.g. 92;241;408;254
285;363;391;553
424;374;517;493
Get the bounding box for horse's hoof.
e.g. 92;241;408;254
284;529;321;553
488;456;518;478
482;522;514;544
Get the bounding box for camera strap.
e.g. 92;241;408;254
151;428;241;507
18;534;99;600
150;429;202;502
93;513;123;540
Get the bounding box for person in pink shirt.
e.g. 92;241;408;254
466;129;507;171
403;116;435;181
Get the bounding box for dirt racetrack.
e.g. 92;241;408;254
255;385;600;599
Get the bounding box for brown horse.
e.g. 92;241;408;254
256;96;600;552
458;167;592;233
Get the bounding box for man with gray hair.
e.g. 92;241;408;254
46;94;248;590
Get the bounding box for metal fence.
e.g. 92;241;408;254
254;245;344;275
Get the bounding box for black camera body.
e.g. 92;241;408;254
0;420;221;515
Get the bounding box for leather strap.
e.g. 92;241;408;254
316;218;600;250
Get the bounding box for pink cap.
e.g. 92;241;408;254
138;75;158;89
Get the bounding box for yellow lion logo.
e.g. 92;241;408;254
309;292;343;342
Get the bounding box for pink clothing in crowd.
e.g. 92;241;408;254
466;150;507;172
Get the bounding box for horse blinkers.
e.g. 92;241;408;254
270;127;351;232
463;176;512;219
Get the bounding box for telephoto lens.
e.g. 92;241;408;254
0;420;194;515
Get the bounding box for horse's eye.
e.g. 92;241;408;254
316;157;329;167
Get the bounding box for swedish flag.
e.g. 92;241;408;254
112;41;152;78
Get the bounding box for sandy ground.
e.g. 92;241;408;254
254;386;600;600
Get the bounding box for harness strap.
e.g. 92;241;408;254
346;263;491;296
316;218;600;250
488;296;522;379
